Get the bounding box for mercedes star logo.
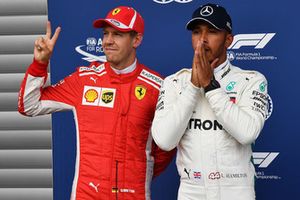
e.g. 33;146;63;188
200;5;214;16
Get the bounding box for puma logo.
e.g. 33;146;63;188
184;168;191;179
90;77;98;83
89;182;100;192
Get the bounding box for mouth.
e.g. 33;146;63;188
104;48;117;53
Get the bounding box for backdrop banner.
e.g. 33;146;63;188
48;0;299;199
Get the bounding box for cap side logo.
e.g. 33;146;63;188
200;6;213;16
112;8;121;15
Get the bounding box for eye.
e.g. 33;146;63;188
208;29;218;34
192;29;200;35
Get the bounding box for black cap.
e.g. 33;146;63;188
186;3;232;33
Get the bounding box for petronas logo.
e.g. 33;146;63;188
226;81;236;91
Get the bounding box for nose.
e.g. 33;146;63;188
103;33;114;45
199;31;208;44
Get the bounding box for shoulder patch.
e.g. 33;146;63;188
140;69;163;86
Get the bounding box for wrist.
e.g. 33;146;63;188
204;78;220;93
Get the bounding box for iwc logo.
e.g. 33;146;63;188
153;0;193;4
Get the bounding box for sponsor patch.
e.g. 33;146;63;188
226;81;236;91
230;97;236;103
259;81;267;92
79;64;105;73
140;69;163;86
99;88;116;108
82;86;101;106
82;86;116;108
208;172;222;180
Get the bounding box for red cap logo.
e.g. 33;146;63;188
93;6;144;34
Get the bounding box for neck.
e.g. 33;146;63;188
110;59;137;74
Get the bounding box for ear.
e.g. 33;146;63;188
225;33;233;49
132;33;143;48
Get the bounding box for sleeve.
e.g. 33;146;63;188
205;73;268;145
18;59;80;116
152;142;176;178
151;75;201;151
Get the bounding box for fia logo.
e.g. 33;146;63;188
75;37;106;63
228;33;275;49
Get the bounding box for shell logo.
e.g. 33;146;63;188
84;89;99;103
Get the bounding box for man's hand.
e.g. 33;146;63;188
34;21;61;64
191;40;219;88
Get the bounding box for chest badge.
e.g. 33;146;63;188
135;85;146;100
85;89;99;103
82;86;116;108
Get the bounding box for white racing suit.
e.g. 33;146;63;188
151;60;268;200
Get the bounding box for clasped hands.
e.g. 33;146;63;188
191;40;219;88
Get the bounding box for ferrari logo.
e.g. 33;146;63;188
135;85;146;100
112;8;121;15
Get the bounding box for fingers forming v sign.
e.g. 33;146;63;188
34;21;61;64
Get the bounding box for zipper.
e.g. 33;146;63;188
112;160;119;200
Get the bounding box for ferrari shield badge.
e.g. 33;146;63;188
135;85;146;100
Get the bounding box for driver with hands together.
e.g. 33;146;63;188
152;3;269;200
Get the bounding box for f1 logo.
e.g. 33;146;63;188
229;33;275;49
253;152;279;168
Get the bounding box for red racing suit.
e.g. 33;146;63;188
18;60;175;200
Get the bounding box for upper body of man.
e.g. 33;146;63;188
18;6;174;200
151;3;268;200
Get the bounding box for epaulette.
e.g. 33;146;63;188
139;69;163;86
